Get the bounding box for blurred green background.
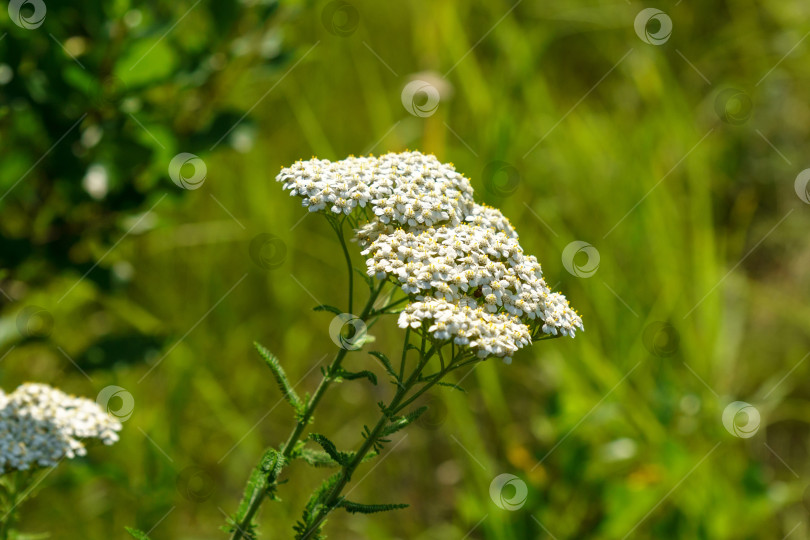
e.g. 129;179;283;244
2;0;809;538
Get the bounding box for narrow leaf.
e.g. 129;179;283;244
436;381;467;393
254;342;303;412
337;499;409;514
369;351;396;377
382;406;428;436
313;304;343;316
336;368;377;385
125;528;151;540
309;433;348;466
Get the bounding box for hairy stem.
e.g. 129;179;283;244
333;219;354;315
0;471;23;540
229;279;385;540
391;352;476;415
298;341;452;539
398;327;411;382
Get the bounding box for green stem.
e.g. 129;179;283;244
298;342;445;539
370;296;409;316
398;328;411;382
334;219;354;315
0;471;23;540
392;353;477;415
230;279;385;540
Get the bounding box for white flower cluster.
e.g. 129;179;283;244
399;298;531;362
0;383;122;471
278;151;583;362
464;203;518;238
362;225;581;338
277;151;475;227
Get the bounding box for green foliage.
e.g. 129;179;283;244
435;381;466;393
227;448;284;538
124;528;151;540
369;351;397;378
1;0;808;538
294;441;379;470
295;448;341;468
308;434;349;467
293;472;342;540
334;368;377;385
336;499;409;515
312;305;343;316
381;406;428;436
254;342;304;413
259;448;285;481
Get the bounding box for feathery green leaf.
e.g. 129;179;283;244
313;304;343;316
382;406;428;436
436;381;467;393
254;342;303;413
369;351;396;377
309;434;349;466
337;499;409;514
296;448;340;468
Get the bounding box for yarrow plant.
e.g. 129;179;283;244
215;151;582;539
0;383;121;538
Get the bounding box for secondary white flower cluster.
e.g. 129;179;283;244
399;298;531;359
361;225;581;338
0;383;122;471
278;151;583;362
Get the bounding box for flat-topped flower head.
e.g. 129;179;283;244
0;383;122;471
278;149;583;362
276;151;475;228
